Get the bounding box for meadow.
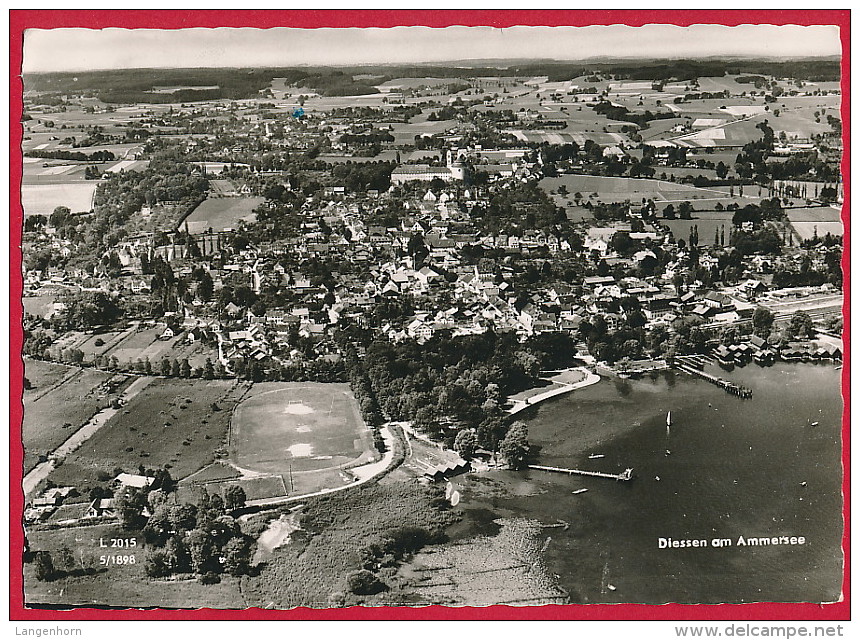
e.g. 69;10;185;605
182;196;265;233
21;182;98;216
47;378;249;487
240;481;456;608
22;363;114;473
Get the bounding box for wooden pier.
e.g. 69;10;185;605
674;362;753;398
528;465;634;481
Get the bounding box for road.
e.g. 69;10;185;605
22;375;155;498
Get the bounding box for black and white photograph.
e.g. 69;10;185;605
14;13;846;612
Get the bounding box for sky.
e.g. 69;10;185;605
22;24;841;74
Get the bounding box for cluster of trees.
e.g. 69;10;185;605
58;290;122;330
92;149;209;225
298;72;380;97
25;149;116;162
476;181;569;237
142;488;254;581
327;161;396;193
341;331;563;460
343;349;386;454
591;100;675;128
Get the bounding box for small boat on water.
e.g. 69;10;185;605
665;449;671;456
572;488;589;495
655;475;661;481
810;421;819;427
588;454;605;459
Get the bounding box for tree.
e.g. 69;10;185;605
453;429;479;460
347;569;386;595
56;545;76;573
499;421;530;470
788;311;815;340
222;536;254;576
752;307;775;339
663;204;676;219
33;551;56;581
144;549;172;578
114;487;149;530
224;485;247;511
197;271;214;301
61;291;122;330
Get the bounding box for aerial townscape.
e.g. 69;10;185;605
19;51;844;609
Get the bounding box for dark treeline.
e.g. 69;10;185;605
24;57;841;102
24;149;116;162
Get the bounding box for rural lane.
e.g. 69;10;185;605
22;375;155;498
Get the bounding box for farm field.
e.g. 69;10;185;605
786;206;843;224
661;212;737;247
46;378;250;488
22;293;61;317
538;174;754;207
183;196;264;233
791;221;843;241
23;523;247;608
23;358;75;397
231;382;374;476
21;182;98;216
22;362;115;473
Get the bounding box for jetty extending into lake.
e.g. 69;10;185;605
528;465;634;481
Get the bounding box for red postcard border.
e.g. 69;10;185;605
8;9;851;622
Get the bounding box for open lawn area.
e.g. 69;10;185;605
47;378;250;488
22;362;115;474
539;174;748;206
183;196;264;233
21;182;98;216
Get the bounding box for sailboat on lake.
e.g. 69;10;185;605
665;411;672;455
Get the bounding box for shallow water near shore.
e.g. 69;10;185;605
449;362;844;605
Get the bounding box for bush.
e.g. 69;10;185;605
346;569;386;595
198;571;221;585
33;551;55;581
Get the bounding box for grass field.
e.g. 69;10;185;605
231;382;373;475
22;363;114;474
21;182;98;216
539;174;745;206
47;378;249;487
182;196;264;233
661;212;736;247
240;481;456;608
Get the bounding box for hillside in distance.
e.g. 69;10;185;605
23;57;841;102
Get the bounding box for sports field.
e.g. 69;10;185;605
231;382;373;475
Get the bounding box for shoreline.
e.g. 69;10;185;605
507;366;601;416
398;517;568;606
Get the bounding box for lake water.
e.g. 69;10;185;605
452;362;844;604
